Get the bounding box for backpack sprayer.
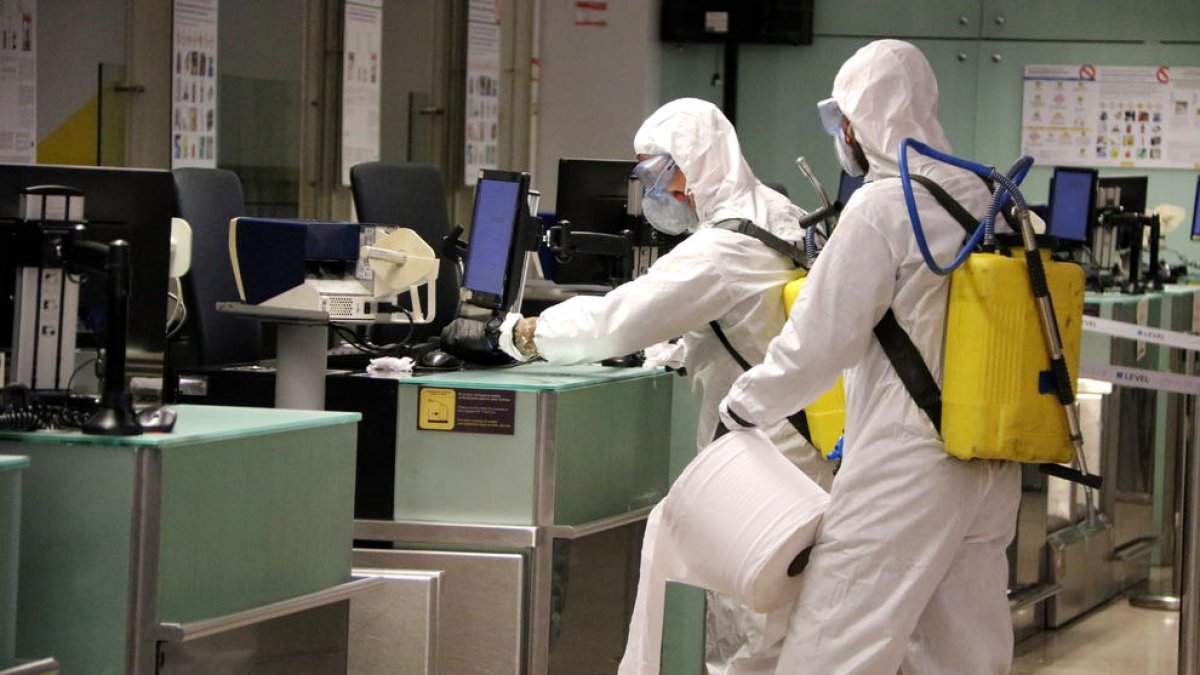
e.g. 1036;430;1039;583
898;139;1101;522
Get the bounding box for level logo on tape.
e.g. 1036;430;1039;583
417;387;516;435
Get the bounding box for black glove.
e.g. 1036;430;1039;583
440;317;500;356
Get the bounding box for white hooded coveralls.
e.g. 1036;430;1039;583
722;40;1021;674
527;97;833;673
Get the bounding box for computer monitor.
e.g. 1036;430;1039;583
0;164;174;358
837;171;864;206
1191;175;1200;241
1048;167;1098;243
553;158;639;285
461;169;534;311
1097;175;1148;214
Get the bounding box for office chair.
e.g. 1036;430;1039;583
350;161;459;343
171;167;265;367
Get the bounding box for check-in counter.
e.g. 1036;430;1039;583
0;405;366;674
353;364;703;675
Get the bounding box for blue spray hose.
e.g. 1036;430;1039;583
898;138;1033;275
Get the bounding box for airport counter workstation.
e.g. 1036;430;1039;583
0;405;373;674
179;361;706;674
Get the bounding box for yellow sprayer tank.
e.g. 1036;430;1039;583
941;248;1084;463
783;277;846;457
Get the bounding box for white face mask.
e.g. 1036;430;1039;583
835;130;866;178
635;154;698;235
642;190;698;235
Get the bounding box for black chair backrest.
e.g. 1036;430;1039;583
172;168;263;366
764;181;790;198
350;162;459;341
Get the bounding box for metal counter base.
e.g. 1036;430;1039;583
353;513;650;675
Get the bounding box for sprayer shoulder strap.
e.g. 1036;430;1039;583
709;318;814;445
873;309;943;432
908;174;979;237
713;218;808;269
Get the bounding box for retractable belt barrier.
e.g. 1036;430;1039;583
1080;312;1200;675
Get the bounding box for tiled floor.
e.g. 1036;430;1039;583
1012;597;1179;674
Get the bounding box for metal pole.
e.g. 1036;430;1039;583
274;323;328;410
1181;364;1200;674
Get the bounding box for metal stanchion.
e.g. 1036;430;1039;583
1182;356;1200;674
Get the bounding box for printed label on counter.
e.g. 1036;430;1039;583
417;387;516;435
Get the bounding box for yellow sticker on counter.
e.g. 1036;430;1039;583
418;388;456;430
417;386;517;435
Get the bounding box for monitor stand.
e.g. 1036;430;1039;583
217;302;330;410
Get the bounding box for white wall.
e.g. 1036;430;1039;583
37;0;125;141
535;1;661;212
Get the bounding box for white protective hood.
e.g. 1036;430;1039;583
831;39;953;182
633;97;804;241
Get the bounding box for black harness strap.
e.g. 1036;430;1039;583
908;174;980;237
707;218;814;443
713;218;809;269
710;318;814;444
872;309;942;432
870;175;988;432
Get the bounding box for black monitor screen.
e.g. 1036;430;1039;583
1192;175;1200;240
0;164;174;357
1097;175;1148;214
1049;167;1097;242
462;171;529;310
554;158;637;285
837;171;864;206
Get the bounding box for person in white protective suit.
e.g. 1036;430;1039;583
718;40;1022;674
441;97;835;673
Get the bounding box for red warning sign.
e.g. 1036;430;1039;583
1156;66;1170;84
1079;64;1096;80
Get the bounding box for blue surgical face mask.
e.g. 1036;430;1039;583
634;154;698;235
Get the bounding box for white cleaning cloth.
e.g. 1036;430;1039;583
619;428;828;675
366;356;415;374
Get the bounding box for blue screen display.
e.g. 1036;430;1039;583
463;178;521;299
1049;169;1095;242
1192;175;1200;239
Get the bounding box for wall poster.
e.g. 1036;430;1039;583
0;0;36;164
172;0;218;168
465;0;500;186
341;0;382;187
1022;64;1200;170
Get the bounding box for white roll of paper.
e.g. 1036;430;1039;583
619;428;829;675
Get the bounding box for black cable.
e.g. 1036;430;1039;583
331;319;412;356
372;305;416;347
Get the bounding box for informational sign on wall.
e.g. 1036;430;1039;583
172;0;218;168
340;0;382;187
465;0;501;186
0;0;36;164
1021;64;1200;170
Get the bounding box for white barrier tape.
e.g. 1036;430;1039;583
1079;361;1200;395
1082;315;1200;352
